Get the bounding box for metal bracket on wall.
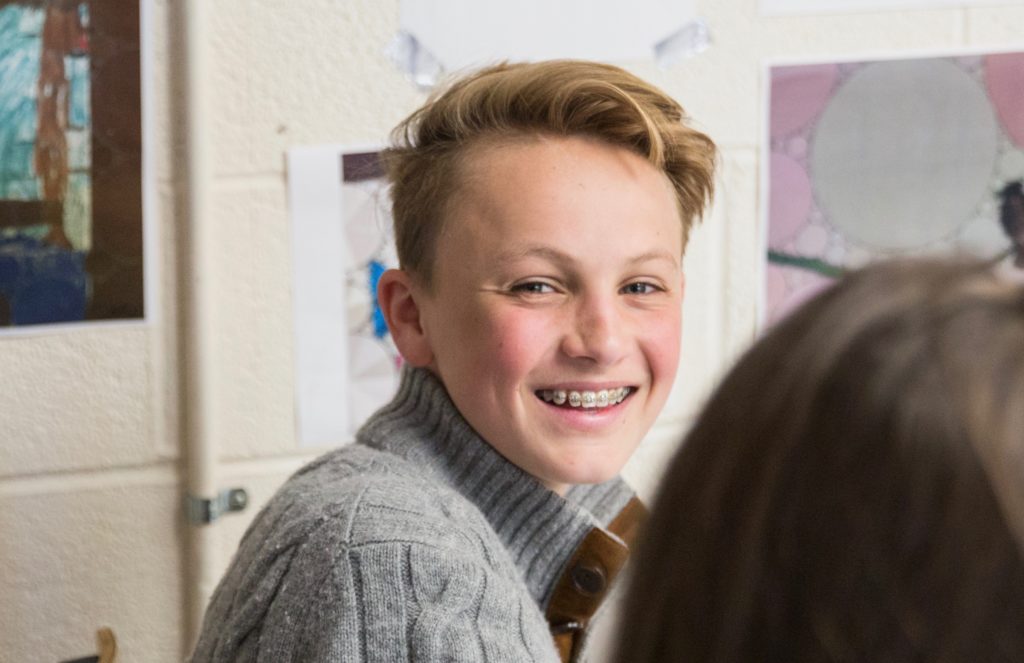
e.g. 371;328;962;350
185;488;249;525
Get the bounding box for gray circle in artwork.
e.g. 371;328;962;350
811;59;999;251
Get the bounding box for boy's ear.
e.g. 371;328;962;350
377;268;434;367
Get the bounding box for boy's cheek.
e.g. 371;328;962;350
640;315;684;374
486;316;557;366
630;299;681;331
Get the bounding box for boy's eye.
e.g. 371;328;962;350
511;281;556;294
622;281;661;295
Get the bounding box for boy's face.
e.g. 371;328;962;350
413;135;684;494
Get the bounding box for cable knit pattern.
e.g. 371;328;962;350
190;367;635;662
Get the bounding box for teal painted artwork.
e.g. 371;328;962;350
0;0;143;328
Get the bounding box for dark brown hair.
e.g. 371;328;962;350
615;258;1024;662
381;60;717;285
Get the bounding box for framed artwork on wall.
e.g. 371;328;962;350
0;0;147;330
763;49;1024;326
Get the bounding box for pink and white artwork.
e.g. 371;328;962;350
764;51;1024;325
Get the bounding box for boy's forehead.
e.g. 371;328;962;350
454;133;666;200
457;132;551;177
467;135;675;207
431;136;684;272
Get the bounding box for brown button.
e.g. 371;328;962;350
570;562;606;596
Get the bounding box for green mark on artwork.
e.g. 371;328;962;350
767;249;844;279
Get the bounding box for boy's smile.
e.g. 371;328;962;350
537;386;632;408
390;134;685;494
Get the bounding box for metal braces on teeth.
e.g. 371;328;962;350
539;387;631;408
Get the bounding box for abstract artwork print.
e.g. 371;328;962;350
0;0;142;328
765;51;1024;325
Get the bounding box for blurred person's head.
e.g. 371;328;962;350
377;61;716;493
616;258;1024;662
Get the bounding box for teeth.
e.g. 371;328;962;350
541;387;631;408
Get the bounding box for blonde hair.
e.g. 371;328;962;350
382;60;717;284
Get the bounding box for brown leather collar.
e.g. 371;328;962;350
547;496;648;662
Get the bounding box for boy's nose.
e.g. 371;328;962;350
561;295;626;365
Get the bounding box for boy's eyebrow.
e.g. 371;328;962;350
494;245;680;269
494;245;574;267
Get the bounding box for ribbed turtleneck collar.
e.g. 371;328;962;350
355;366;635;609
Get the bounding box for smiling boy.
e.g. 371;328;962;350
191;61;716;663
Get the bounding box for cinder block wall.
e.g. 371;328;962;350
2;1;1021;660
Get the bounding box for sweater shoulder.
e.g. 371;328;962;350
192;446;559;662
242;443;503;562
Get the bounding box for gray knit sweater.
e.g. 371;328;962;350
190;366;635;662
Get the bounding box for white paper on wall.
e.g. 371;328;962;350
761;0;1023;16
288;146;350;448
390;0;706;88
288;146;403;448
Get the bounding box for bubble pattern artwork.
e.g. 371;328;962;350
765;52;1024;325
